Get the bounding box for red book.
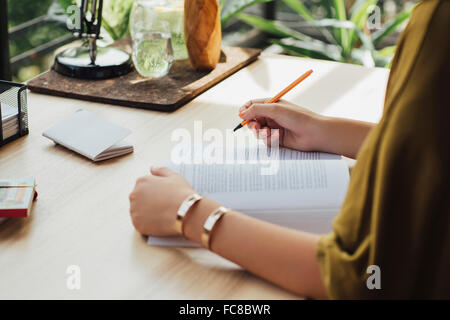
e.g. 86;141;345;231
0;178;37;218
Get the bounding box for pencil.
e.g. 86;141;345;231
233;69;313;132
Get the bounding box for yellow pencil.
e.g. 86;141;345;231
233;69;313;132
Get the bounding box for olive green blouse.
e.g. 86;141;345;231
317;0;450;299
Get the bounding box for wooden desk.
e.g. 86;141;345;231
0;54;389;299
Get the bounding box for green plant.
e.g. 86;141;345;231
101;0;135;40
58;0;135;40
220;0;273;24
228;0;414;67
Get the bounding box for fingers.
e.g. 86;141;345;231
256;127;282;147
239;103;278;121
248;120;261;130
266;128;282;148
150;166;175;177
249;122;283;147
239;98;291;114
260;127;271;138
239;98;270;113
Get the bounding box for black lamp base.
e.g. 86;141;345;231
53;46;133;80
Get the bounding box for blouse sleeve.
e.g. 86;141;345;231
316;0;450;299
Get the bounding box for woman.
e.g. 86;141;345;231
129;0;450;299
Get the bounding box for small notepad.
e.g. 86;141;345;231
43;109;133;161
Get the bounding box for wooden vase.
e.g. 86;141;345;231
184;0;222;71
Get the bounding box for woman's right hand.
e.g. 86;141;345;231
239;99;326;152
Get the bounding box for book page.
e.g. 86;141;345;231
238;143;341;161
273;147;340;160
1;102;18;121
94;140;134;161
1;102;19;139
171;141;341;164
149;145;349;247
169;160;349;212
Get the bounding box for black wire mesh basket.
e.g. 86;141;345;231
0;80;29;147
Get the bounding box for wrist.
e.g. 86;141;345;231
313;117;375;158
174;192;202;236
307;114;333;152
183;197;222;244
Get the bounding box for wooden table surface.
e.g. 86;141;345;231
0;54;389;299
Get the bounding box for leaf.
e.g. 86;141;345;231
47;0;74;24
298;19;374;50
219;0;226;12
372;5;414;45
54;0;135;40
58;0;76;11
372;54;392;68
282;0;337;45
282;0;313;21
238;13;313;41
348;0;378;48
332;0;347;20
101;0;135;40
331;0;349;54
221;0;273;25
376;45;396;57
350;48;375;67
270;38;343;61
373;45;396;67
298;18;376;66
102;19;119;40
319;0;333;19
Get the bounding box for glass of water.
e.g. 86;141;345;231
131;18;174;78
130;0;188;61
153;1;188;60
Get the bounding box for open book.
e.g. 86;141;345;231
147;144;349;247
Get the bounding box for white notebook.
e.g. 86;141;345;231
147;144;349;247
42;109;133;161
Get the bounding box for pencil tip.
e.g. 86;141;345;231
233;123;243;132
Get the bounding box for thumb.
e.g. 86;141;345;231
150;166;175;177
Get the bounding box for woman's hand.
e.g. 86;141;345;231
239;99;326;151
239;99;375;158
129;166;194;236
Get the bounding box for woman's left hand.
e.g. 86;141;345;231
129;166;195;236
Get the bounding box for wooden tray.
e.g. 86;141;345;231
27;38;261;112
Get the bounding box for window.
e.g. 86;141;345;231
0;0;416;82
